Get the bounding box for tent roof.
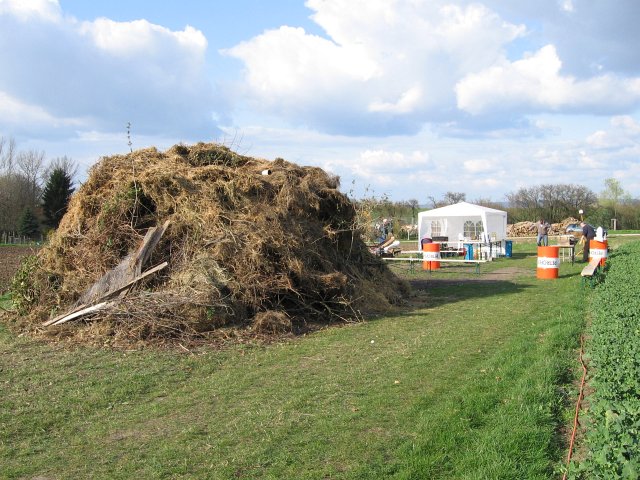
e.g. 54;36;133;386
419;201;506;217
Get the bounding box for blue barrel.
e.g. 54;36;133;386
505;240;513;258
464;244;473;260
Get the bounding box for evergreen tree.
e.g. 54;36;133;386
42;167;74;228
18;207;39;239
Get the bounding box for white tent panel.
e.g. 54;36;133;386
417;202;507;248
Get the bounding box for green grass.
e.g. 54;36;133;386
608;230;640;235
0;292;11;309
0;243;586;479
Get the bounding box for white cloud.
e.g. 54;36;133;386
80;18;207;58
356;149;430;173
369;86;423;114
225;25;379;102
225;0;526;135
576;150;604;169
559;0;574;13
456;45;640;115
0;0;217;139
537;0;640;77
463;158;495;174
223;0;640;139
0;91;84;130
220;114;640;202
3;0;640;203
317;148;432;193
0;0;60;22
586;116;640;149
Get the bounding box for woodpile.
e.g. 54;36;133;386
507;217;581;237
507;221;537;237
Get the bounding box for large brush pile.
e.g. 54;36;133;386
10;143;407;344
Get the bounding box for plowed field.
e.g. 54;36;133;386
0;246;37;292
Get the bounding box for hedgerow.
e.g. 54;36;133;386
570;241;640;479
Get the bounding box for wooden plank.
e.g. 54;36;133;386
581;257;600;277
75;221;170;306
101;261;168;300
47;301;113;327
131;220;170;277
43;262;168;327
43;302;95;327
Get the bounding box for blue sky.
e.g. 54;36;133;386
1;0;640;203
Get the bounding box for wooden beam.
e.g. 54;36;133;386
76;221;170;306
46;301;113;327
131;220;170;277
43;262;168;327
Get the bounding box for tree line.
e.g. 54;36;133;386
0;136;75;241
505;180;639;229
354;179;639;240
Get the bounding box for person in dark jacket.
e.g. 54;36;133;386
580;221;596;262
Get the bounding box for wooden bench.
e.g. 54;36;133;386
382;256;487;274
581;257;601;287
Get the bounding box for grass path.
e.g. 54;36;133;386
1;243;586;479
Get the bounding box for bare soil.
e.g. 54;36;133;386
0;246;37;292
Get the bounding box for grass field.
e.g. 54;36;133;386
607;230;640;235
0;241;598;479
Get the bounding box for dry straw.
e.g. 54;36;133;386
12;143;407;345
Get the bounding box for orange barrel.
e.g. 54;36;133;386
422;242;441;270
589;239;608;267
537;246;560;279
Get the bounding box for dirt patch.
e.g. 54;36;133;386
409;266;533;288
0;246;38;293
481;266;533;281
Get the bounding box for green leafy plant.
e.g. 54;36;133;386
569;241;640;479
8;255;40;315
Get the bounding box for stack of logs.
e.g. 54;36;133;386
507;217;581;237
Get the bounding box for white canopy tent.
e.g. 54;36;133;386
417;202;508;247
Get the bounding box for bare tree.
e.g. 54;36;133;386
427;192;466;208
507;184;597;222
16;149;46;207
473;197;504;210
0;136;16;174
443;191;466;205
0;140;48;232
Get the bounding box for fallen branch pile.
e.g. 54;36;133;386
9;143;407;344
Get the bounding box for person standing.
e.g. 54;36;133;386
580;221;596;262
536;219;550;246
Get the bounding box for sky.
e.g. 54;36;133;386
1;0;640;204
